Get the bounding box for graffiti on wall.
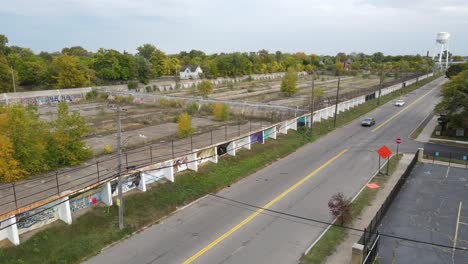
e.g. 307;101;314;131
69;190;102;213
250;131;264;144
111;173;141;196
49;95;73;104
264;127;275;139
198;148;215;164
16;205;59;234
217;143;228;156
173;155;189;172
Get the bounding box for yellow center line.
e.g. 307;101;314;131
182;148;349;264
372;88;435;132
453;201;463;259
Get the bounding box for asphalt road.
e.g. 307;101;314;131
84;77;447;264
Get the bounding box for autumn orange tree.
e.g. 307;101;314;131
0;135;24;182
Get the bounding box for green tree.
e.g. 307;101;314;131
177;112;194;138
46;102;92;168
137;44;156;60
281;68;298;96
212;103;230;121
51;54;91;88
435;70;468;127
136;56;153;83
150;49;167;77
446;63;468;79
0;105;48;175
0;56;18;93
0;34;8;55
196;80;213;97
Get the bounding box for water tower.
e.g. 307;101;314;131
432;32;450;70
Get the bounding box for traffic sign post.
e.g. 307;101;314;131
396;137;401;156
377;145;392;175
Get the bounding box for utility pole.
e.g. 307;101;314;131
116;105;124;230
333;77;341;128
309;72;315;132
10;66;16;93
377;71;383;105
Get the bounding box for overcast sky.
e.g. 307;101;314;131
1;0;467;56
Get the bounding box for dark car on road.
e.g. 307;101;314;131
361;117;376;127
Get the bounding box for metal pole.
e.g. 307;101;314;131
225;126;227;140
210;130;213;145
333;77;341;128
10;66;16;93
378;156;381;174
449;152;451;167
249;120;252;131
377;72;383;105
396;144;399;156
386;156;390;175
238;122;241;136
310;72;315;133
190;135;193;150
55;171;60;194
171;140;174;158
116;105;124;230
12;183;18;209
96;161;100;182
150;146;153;163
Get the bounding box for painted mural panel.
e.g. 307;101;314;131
17;205;59;234
69;190;102;213
111;173;141;196
172;155;189;172
198;148;215;164
250;131;264;144
264;128;275;139
217;143;229;156
297;116;306;127
143;163;165;184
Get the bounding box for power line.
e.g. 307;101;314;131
207;193;468;252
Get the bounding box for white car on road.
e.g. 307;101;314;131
394;100;405;107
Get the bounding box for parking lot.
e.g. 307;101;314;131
378;163;468;263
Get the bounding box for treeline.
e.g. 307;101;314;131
0;34;433;92
0;102;91;182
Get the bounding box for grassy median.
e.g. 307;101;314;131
0;75;440;264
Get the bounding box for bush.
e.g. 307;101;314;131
85;89;98;101
102;144;113;154
196;80;213;97
99;92;109;100
177;112;194;138
145;86;152;93
128;81;138;90
328;192;352;226
212;103;230;121
186;102;199;115
281;68;298;96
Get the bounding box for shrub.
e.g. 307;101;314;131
281;68;298;96
159;98;178;108
212;103;230;121
127;81;138;90
85;89;98;101
186;102;199;115
177;112;194;138
99;92;109;100
196;80;213;97
103;145;113;154
146;86;152;93
328;192;352;226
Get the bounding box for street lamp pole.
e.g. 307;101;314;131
333;77;341;128
116;105;124;230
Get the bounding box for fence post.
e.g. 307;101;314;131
150;146;153;163
125;153;128;169
55;171;60;195
96;161;100;182
238;122;241;136
210;130;213;145
12;183;18;209
171;140;175;158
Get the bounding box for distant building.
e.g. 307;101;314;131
179;65;203;80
